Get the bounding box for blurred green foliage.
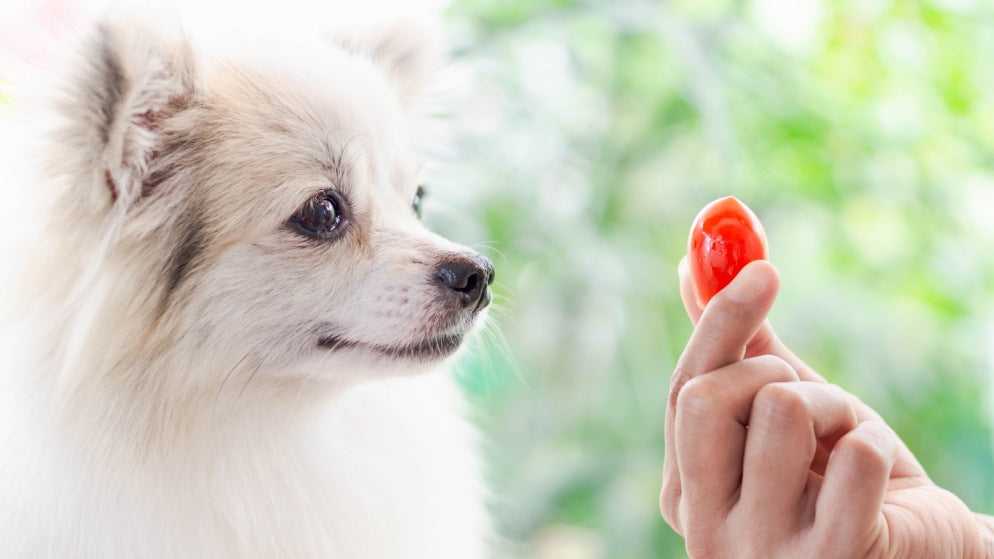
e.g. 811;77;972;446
3;2;992;556
433;1;994;557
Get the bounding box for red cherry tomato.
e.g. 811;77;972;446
687;196;769;307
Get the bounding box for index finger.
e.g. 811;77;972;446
662;260;780;532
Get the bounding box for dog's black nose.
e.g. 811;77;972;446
435;255;494;312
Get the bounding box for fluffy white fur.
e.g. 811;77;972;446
0;16;491;558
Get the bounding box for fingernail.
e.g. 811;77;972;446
724;265;766;303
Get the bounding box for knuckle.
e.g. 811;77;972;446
838;426;891;471
749;354;799;381
823;383;856;413
676;375;724;420
822;382;849;401
754;382;808;424
825;384;860;427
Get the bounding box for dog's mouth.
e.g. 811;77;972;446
316;332;465;362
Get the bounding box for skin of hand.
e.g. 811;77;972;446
660;259;989;559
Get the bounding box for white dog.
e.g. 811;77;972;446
0;15;492;558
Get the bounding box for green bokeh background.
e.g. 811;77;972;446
2;1;993;557
426;1;994;557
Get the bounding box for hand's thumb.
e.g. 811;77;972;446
676;257;825;383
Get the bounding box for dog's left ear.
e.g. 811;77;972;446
71;18;199;209
335;18;440;105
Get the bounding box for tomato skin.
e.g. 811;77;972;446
687;196;769;306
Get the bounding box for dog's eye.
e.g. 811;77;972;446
412;185;426;220
289;190;348;240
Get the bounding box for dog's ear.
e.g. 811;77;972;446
335;18;440;105
71;19;198;208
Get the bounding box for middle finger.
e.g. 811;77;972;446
675;355;799;526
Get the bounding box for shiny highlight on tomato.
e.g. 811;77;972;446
687;196;769;306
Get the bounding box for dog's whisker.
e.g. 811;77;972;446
213;352;251;417
232;361;264;411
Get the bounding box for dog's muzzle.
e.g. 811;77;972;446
315;253;494;361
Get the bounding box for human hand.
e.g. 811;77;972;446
660;260;986;558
